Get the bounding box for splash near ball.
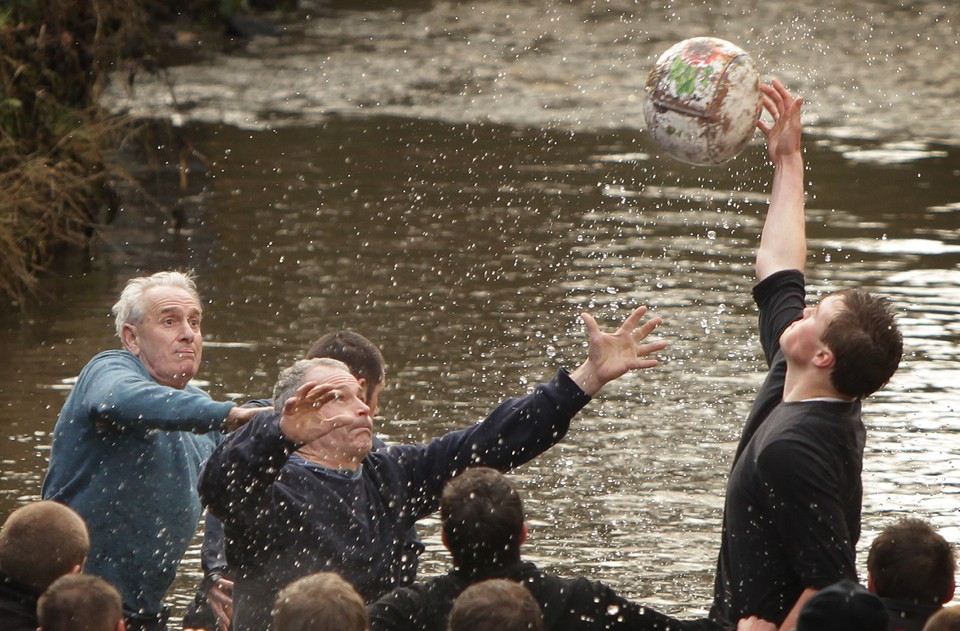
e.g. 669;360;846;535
643;37;761;166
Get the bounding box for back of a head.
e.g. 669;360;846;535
441;467;524;575
37;574;122;631
867;518;956;604
307;330;385;399
797;579;889;631
0;501;89;592
272;571;368;631
448;579;543;631
923;606;960;631
823;289;903;397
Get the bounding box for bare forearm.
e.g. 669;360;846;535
778;587;817;631
756;153;806;281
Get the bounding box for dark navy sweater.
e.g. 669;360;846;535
199;368;589;631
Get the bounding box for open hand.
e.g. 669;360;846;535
278;381;347;444
569;305;667;396
757;79;803;166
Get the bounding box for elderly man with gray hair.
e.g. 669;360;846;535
201;305;667;631
42;270;257;631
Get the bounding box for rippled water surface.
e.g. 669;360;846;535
2;0;959;622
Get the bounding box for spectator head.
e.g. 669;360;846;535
797;579;889;631
0;500;89;592
307;331;386;414
272;571;368;631
37;574;124;631
440;467;526;576
867;518;956;605
923;606;960;631
447;579;543;631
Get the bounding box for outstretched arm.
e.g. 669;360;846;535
569;305;667;396
755;80;806;282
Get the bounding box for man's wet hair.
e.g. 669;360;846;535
823;289;903;398
272;357;352;412
447;578;543;631
308;331;385;406
0;500;89;592
441;467;524;576
111;270;200;340
272;571;368;631
868;518;955;604
37;574;122;631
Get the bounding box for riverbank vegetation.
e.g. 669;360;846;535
0;0;291;304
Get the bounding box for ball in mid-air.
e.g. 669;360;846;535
643;37;761;166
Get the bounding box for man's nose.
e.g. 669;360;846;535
179;320;196;341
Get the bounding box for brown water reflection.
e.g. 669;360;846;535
1;114;957;619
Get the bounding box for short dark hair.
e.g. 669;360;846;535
441;468;524;575
0;501;89;592
822;289;902;398
37;574;122;631
307;331;385;406
447;579;543;631
922;605;960;631
867;518;955;604
272;571;368;631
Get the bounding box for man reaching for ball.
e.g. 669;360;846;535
709;80;903;631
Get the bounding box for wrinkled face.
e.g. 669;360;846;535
121;286;203;389
779;293;847;366
306;364;374;461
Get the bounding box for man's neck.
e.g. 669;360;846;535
295;446;362;472
783;368;853;402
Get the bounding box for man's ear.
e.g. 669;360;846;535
121;323;139;355
520;522;528;546
117;619;126;631
812;347;835;369
70;564;82;575
946;575;956;604
441;528;450;553
866;571;876;593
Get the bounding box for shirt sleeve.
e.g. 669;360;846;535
373;368;590;522
756;438;858;588
198;410;297;525
752;270;806;367
367;584;428;631
80;351;235;434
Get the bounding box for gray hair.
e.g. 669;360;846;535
273;358;351;412
111;271;201;340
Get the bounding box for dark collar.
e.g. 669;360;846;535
0;569;41;606
879;595;941;626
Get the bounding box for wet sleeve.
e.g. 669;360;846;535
200;511;229;578
367;585;428;631
564;578;724;631
198;410;298;525
756;439;858;588
752;270;806;367
80;352;235;433
384;368;589;520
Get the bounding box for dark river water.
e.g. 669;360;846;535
1;0;958;622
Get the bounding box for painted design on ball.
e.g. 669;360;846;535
644;37;761;166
